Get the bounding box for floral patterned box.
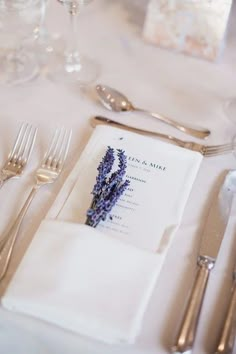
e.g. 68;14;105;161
143;0;233;61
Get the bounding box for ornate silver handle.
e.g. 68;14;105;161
0;185;39;281
135;107;210;140
215;281;236;354
172;257;214;353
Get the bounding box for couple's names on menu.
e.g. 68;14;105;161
100;154;167;237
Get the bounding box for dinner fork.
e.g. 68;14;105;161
0;123;37;189
0;127;72;281
92;116;234;157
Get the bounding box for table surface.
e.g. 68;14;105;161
1;1;236;353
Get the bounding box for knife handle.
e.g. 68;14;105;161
215;281;236;354
172;256;214;354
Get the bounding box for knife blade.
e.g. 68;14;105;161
215;257;236;354
172;170;236;354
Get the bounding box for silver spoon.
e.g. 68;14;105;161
95;84;210;140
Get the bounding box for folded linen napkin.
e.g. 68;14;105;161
1;125;203;344
2;219;161;344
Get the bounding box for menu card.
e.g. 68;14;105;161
52;124;203;252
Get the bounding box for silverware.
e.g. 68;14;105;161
0;127;72;281
0;123;37;188
92;116;233;157
172;170;236;354
95;84;210;140
215;259;236;354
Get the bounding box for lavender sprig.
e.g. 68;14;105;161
92;146;115;195
85;147;130;228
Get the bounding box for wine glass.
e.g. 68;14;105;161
0;0;43;85
47;0;99;84
33;0;64;58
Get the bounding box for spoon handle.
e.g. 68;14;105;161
134;107;210;140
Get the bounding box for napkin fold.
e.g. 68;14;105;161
1;219;161;344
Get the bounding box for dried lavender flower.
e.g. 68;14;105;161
85;147;130;228
92;146;115;195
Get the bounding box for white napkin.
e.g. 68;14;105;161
1;219;160;344
1;125;203;344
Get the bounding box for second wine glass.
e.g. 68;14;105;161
47;0;99;84
0;0;42;85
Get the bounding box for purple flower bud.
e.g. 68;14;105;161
92;146;115;195
85;147;130;228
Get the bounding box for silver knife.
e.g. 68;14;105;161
172;170;236;354
215;258;236;354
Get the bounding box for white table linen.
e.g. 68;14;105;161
0;0;236;353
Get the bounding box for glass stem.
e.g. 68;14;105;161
65;2;82;73
33;0;47;40
39;0;47;35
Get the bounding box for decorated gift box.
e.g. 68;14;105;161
143;0;233;61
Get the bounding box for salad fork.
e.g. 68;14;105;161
0;127;72;281
0;123;37;188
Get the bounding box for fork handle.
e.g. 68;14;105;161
0;185;39;281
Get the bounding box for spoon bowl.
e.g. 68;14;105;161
96;84;133;112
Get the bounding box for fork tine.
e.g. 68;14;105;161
50;128;72;170
21;126;38;163
16;124;31;159
50;127;65;163
50;128;67;169
19;125;33;158
204;143;233;152
9;123;28;160
42;128;61;166
204;144;233;157
57;129;72;170
209;144;232;154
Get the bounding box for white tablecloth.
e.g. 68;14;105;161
0;1;236;353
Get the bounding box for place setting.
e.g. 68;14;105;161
0;1;236;354
0;114;235;353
